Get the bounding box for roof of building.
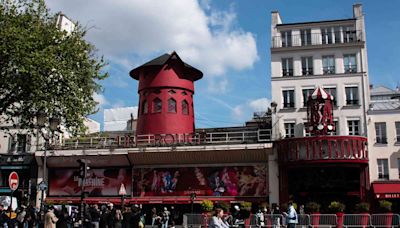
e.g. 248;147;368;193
277;18;355;27
370;85;399;96
129;52;203;81
370;100;400;111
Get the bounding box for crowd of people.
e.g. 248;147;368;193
0;203;179;228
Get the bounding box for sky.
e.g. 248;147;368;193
45;0;400;129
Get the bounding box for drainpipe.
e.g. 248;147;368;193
359;34;368;138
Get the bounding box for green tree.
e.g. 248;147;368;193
0;0;108;135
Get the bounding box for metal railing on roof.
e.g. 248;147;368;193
52;129;272;150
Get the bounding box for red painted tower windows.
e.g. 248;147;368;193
152;98;162;113
141;100;148;114
168;98;177;113
182;100;189;115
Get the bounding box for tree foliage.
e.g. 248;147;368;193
0;0;108;135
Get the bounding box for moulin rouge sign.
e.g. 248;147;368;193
117;133;204;147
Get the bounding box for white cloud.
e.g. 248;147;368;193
249;98;270;112
93;93;108;108
232;105;245;119
46;0;258;77
208;77;229;94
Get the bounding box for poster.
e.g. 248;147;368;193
48;168;131;196
132;165;268;197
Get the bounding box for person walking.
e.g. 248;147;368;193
130;205;141;228
160;208;169;228
90;205;101;228
56;207;69;228
209;208;229;228
283;202;298;228
44;206;58;228
114;209;123;228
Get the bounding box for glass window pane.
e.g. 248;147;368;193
182;100;189;115
168;98;176;113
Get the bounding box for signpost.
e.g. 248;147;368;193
8;172;19;213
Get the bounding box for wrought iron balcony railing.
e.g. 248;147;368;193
272;30;363;48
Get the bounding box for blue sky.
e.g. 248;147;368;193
47;0;400;129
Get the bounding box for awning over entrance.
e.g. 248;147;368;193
372;181;400;199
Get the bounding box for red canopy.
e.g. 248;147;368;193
372;182;400;199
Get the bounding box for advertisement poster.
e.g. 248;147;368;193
132;165;268;197
48;168;131;196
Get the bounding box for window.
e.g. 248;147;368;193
282;58;293;76
302;88;314;107
343;26;356;43
324;87;337;106
331;120;339;135
398;158;400;179
345;87;359;105
182;100;189;115
396;122;400;143
282;90;295;108
334;26;342;43
300;29;312;46
284;123;295;138
141;100;148;114
348;120;360;135
322;56;335;74
375;122;387;144
377;159;389;180
281;31;292;47
8;134;28;153
152;98;162;113
344;54;357;73
168;89;176;95
168;98;176;113
301;57;313;75
321;27;333;44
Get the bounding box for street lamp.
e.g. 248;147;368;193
190;192;197;214
36;112;60;212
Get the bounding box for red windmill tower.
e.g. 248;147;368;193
129;52;203;141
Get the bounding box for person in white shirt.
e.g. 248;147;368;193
283;202;298;228
209;208;229;228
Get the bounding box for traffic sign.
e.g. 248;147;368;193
8;172;19;191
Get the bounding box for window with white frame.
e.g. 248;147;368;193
344;54;357;73
284;122;295;138
324;87;337;106
302;88;314;107
375;122;387;144
303;120;311;137
282;58;293;76
321;27;333;44
348;120;360;135
301;57;313;75
281;31;292;47
377;159;389;180
333;26;342;43
300;29;312;46
8;134;29;153
396;122;400;143
345;86;359;105
343;26;356;43
282;89;295;108
322;55;335;74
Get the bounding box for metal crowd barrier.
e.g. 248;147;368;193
343;214;371;227
309;214;337;228
370;214;400;228
183;214;208;228
249;214;284;227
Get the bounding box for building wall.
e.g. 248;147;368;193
368;111;400;182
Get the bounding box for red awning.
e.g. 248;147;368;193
372;182;400;199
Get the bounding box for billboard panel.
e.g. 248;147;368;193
132;165;268;197
48;168;131;196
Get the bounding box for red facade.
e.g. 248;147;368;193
130;52;202;136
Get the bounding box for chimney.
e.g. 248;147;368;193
369;84;373;89
353;3;363;18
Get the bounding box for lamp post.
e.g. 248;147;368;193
77;159;90;228
36;112;60;212
190;192;197;214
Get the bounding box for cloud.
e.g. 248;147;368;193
46;0;258;77
112;100;126;108
232;105;245;119
249;98;270;112
207;77;229;94
93;93;108;108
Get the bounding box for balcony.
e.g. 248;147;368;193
271;30;363;49
346;99;359;105
50;129;272;150
277;135;368;163
376;137;388;144
323;66;335;75
344;65;358;73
